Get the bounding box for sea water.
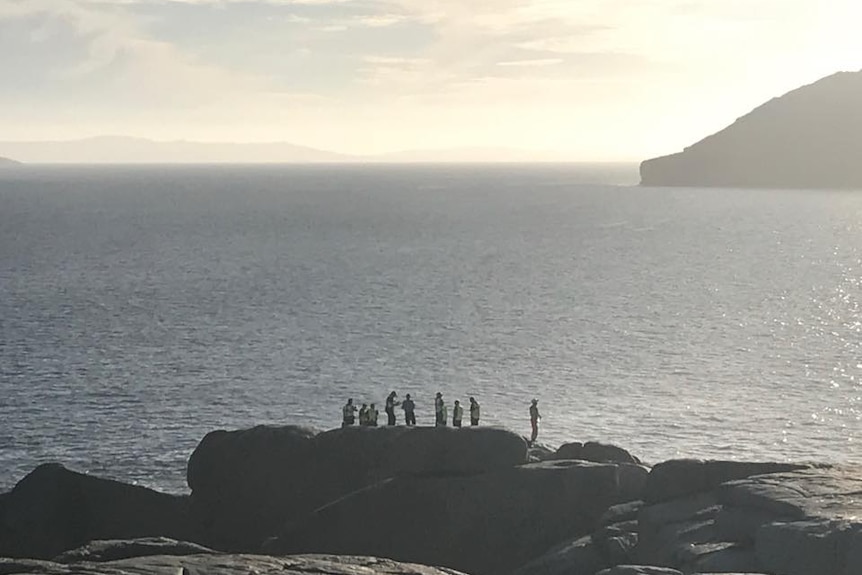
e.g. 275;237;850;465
1;164;860;494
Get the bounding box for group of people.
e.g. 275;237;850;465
341;393;543;443
432;393;480;427
341;392;480;428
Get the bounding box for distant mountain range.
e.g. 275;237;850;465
640;70;862;189
0;136;581;164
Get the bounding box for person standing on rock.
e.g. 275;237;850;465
385;391;400;426
402;393;416;426
359;403;369;426
434;392;445;426
469;397;480;426
452;400;463;428
368;403;379;426
342;398;357;427
529;399;541;445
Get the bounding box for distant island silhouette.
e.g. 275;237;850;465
640;70;862;189
0;156;20;166
0;136;584;164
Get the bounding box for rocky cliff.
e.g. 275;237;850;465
640;70;862;189
1;424;860;575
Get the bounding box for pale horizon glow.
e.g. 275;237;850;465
1;0;861;161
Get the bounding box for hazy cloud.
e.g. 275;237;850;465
2;0;860;158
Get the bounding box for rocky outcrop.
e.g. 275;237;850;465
640;70;862;189
266;460;648;575
634;463;862;575
52;537;214;563
555;442;641;465
0;463;193;560
0;553;470;575
187;425;528;550
2;426;859;575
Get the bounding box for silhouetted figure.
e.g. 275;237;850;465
453;400;463;428
402;393;416;426
469;397;480;426
369;403;379;426
435;392;445;426
385;391;400;426
359;403;369;426
529;399;541;445
342;398;357;427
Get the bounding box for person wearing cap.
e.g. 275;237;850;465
402;393;416;426
385;391;400;426
529;399;541;445
342;398;357;427
452;400;463;428
469;397;480;426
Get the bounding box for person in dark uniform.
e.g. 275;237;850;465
385;391;400;426
434;392;444;426
529;399;541;445
469;397;480;426
452;400;463;428
402;393;416;426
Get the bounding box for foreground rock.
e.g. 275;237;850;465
188;425;528;550
0;552;469;575
0;463;193;560
266;460;648;575
640;70;862;189
52;536;214;563
635;462;862;575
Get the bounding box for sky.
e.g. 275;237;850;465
1;0;861;160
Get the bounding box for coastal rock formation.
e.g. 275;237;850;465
2;426;860;575
0;463;193;560
555;442;641;465
635;463;862;574
187;425;528;550
52;536;214;563
0;552;470;575
640;70;862;189
265;460;647;575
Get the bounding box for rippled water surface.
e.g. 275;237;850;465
1;165;860;493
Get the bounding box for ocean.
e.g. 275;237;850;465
1;164;860;494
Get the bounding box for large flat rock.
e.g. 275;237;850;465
0;553;470;575
717;466;862;521
267;460;646;575
0;464;193;560
188;425;528;550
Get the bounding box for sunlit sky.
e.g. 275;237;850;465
2;0;861;160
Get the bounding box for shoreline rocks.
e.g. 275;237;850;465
2;423;860;575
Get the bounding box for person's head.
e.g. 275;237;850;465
348;398;353;404
406;393;411;400
371;403;375;408
531;399;538;405
362;403;368;407
455;400;460;405
470;396;476;403
389;391;396;398
436;392;442;397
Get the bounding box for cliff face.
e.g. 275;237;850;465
640;70;862;189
